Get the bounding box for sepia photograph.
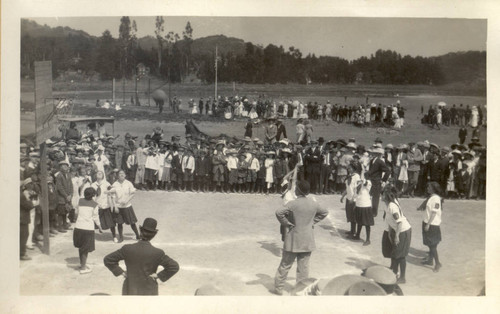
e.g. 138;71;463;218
17;15;488;298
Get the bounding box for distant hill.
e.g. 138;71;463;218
20;18;486;90
21;19;92;39
434;51;486;85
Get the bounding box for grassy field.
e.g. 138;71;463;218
20;192;485;296
20;80;487;147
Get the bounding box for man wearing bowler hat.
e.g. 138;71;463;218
364;147;390;217
104;217;179;295
273;180;328;295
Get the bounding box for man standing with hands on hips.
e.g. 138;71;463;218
104;217;179;295
273;180;328;295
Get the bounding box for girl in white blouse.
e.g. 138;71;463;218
418;182;443;273
382;184;412;284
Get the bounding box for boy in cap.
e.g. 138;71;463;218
104;218;179;295
182;149;196;192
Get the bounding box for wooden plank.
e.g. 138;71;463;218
39;143;50;255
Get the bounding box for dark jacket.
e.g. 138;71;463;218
195;156;212;176
365;157;390;182
104;240;179;295
276;124;287;141
305;147;323;173
55;172;73;204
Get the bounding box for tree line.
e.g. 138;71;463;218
21;17;485;86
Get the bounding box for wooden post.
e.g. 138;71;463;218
135;75;139;106
122;79;125;105
112;78;115;103
39;142;50;255
148;78;151;107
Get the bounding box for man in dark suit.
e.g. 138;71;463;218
104;217;179;295
195;149;212;192
276;118;287;142
364;148;390;217
55;161;73;232
319;140;333;194
273;180;328;295
304;140;323;194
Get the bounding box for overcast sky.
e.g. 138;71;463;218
29;16;487;60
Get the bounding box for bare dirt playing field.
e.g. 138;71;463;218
20;192;485;296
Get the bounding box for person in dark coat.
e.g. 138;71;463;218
276;118;287;141
244;118;253;138
195;149;212;192
199;98;204;115
304;140;323;194
458;127;467;145
364;148;390;217
55;161;73;232
104;217;179;295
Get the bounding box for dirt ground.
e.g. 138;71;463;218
20;192;485;296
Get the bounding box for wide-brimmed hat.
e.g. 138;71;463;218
371;148;384;154
347;281;386;296
59;160;69;166
140;217;158;233
321;275;372;295
281;148;292;154
346;142;357;150
385;144;394;150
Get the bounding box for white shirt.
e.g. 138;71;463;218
248;156;260;171
93;153;110;173
355;180;372;208
345;173;361;201
112;179;136;208
423;194;442;225
91;180;111;209
227;156;238;170
75;199;100;231
145;154;159;170
385;201;411;232
164;152;173;168
182;155;196;172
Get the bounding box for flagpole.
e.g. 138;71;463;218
215;45;218;104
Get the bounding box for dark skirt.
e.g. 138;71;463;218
144;168;157;182
345;199;356;223
382;230;392;258
228;169;238;185
73;228;95;254
355;206;374;226
119;206;138;225
422;221;441;246
98;207;116;230
391;228;412;259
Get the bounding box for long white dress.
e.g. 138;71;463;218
191;104;199;114
265;158;274;187
470;109;478;127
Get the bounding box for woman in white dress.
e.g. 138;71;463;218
264;151;275;194
112;170;140;242
436;108;442;126
249;103;259;119
470;106;478;127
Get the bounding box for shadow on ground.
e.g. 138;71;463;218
65;257;81;270
246;273;295;293
257;241;282;257
345;256;379;271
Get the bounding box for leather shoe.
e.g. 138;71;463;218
20;255;32;261
270;288;283;296
57;228;67;233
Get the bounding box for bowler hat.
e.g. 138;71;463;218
140;218;158;233
296;180;310;195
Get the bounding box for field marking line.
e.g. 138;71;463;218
181;265;255;281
